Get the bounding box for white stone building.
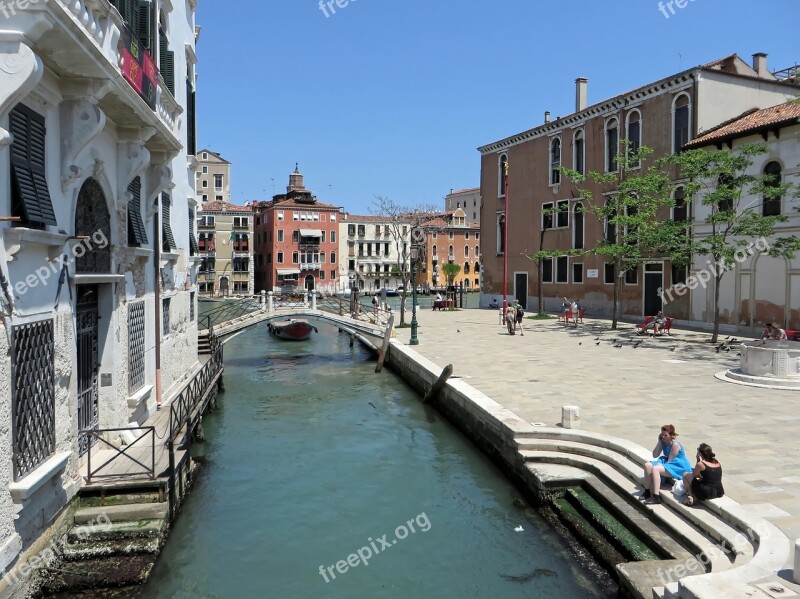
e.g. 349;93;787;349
0;0;200;586
681;101;800;335
339;215;412;293
445;187;481;227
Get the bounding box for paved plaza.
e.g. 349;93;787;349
393;307;800;543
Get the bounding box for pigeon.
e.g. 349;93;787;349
514;525;524;532
457;329;461;333
724;347;731;352
633;341;642;348
669;345;678;352
613;343;623;348
595;341;601;346
594;337;601;341
725;336;731;340
578;342;582;346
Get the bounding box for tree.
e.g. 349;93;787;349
370;196;441;325
564;142;689;329
666;143;800;343
440;262;461;303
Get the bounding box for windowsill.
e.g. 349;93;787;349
129;247;153;261
161;251;180;264
8;451;71;503
188;256;204;263
73;274;125;284
127;385;153;410
5;228;69;261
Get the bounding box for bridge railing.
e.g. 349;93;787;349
199;296;263;332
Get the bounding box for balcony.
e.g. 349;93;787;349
197;250;216;258
198;222;215;230
233;222;249;230
300;263;322;271
199;270;215;282
299;242;320;251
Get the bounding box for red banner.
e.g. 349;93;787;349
120;28;157;110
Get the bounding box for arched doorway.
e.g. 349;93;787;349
305;275;315;291
75;178;111;273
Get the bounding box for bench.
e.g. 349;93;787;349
558;307;586;323
636;316;673;335
432;299;453;311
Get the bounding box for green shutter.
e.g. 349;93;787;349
159;27;174;95
186;79;196;155
136;0;152;50
161;193;176;251
9;105;57;227
189;209;199;255
127;176;148;246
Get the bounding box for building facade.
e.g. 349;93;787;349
445;187;481;227
197;201;254;296
682;101;800;334
253;166;341;293
423;209;482;291
478;53;799;315
339;215;411;293
0;0;200;585
195;148;230;204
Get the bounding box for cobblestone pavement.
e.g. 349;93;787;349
394;307;800;544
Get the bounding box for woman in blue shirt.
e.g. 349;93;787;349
641;424;693;505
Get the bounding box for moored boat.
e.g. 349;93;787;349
267;319;318;341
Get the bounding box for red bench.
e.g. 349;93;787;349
558;307;586;323
636;316;673;335
432;299;453;311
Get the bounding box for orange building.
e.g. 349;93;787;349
253;166;341;293
423;208;481;291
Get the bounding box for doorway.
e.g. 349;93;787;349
514;272;528;309
76;285;99;456
643;263;663;316
305;275;315;291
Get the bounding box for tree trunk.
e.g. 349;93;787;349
712;272;722;344
399;290;407;325
611;257;620;329
537;258;544;315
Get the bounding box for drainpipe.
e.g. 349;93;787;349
154;195;162;410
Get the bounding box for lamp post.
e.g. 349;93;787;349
410;244;419;345
502;159;509;321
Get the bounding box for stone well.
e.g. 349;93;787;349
716;340;800;390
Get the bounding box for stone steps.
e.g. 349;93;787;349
74;502;167;525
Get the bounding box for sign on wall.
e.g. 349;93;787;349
587;269;599;279
120;27;158;110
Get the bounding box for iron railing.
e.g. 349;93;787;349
168;340;224;443
81;426;155;483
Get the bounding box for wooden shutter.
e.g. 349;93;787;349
127;176;148;246
188;208;199;255
186;79;196;155
161;193;176;250
9;105;57;227
159;27;174;95
136;0;152;50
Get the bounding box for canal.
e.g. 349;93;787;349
129;320;608;598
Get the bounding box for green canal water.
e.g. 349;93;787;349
129;321;608;599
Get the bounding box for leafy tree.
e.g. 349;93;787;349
440;262;461;288
563;142;689;329
666;143;800;342
522;203;572;315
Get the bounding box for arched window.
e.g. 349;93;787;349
497;214;505;254
464;245;470;257
717;174;734;213
573;129;585;175
474;262;480;273
763;161;782;216
292;251;298;264
498;154;508;197
673;93;691;152
464;263;470;274
672;186;688;222
75;178;111;273
550;138;561;184
448;245;454;258
605;118;619;172
475;245;480;257
573;202;584;250
626;110;641;167
432;244;437;256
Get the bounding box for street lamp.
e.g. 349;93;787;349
410;244;419;345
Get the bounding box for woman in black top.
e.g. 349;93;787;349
682;443;724;506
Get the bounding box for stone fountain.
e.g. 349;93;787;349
716;339;800;390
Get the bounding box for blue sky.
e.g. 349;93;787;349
195;0;798;214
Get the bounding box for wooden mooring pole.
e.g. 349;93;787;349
423;364;453;404
375;313;395;373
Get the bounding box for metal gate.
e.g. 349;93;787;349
76;286;99;456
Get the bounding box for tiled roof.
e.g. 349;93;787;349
686;102;800;148
197;149;230;164
343;214;403;223
199;201;253;213
447;187;480;195
254;199;341;211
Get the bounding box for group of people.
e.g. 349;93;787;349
637;310;669;336
641;424;724;507
504;300;525;336
561;297;581;325
762;322;788;340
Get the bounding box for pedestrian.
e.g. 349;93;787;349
571;298;580;325
513;299;525;336
505;307;516;335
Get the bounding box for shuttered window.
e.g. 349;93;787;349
161;193;176;251
110;0;152;50
189;208;199;255
9;104;57;227
127;176;148;246
186;78;196;155
159;26;174;95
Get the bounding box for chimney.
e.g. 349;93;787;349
752;53;768;78
575;77;588;112
544;111;551;124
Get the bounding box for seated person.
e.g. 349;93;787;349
488;298;499;309
681;443;724;506
641;424;693;505
653;311;668;335
435;292;443;302
762;323;788;340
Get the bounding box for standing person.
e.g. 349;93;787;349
682;443;724;506
513;299;525;336
571;299;580;325
505;307;516;335
641;424;693;505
